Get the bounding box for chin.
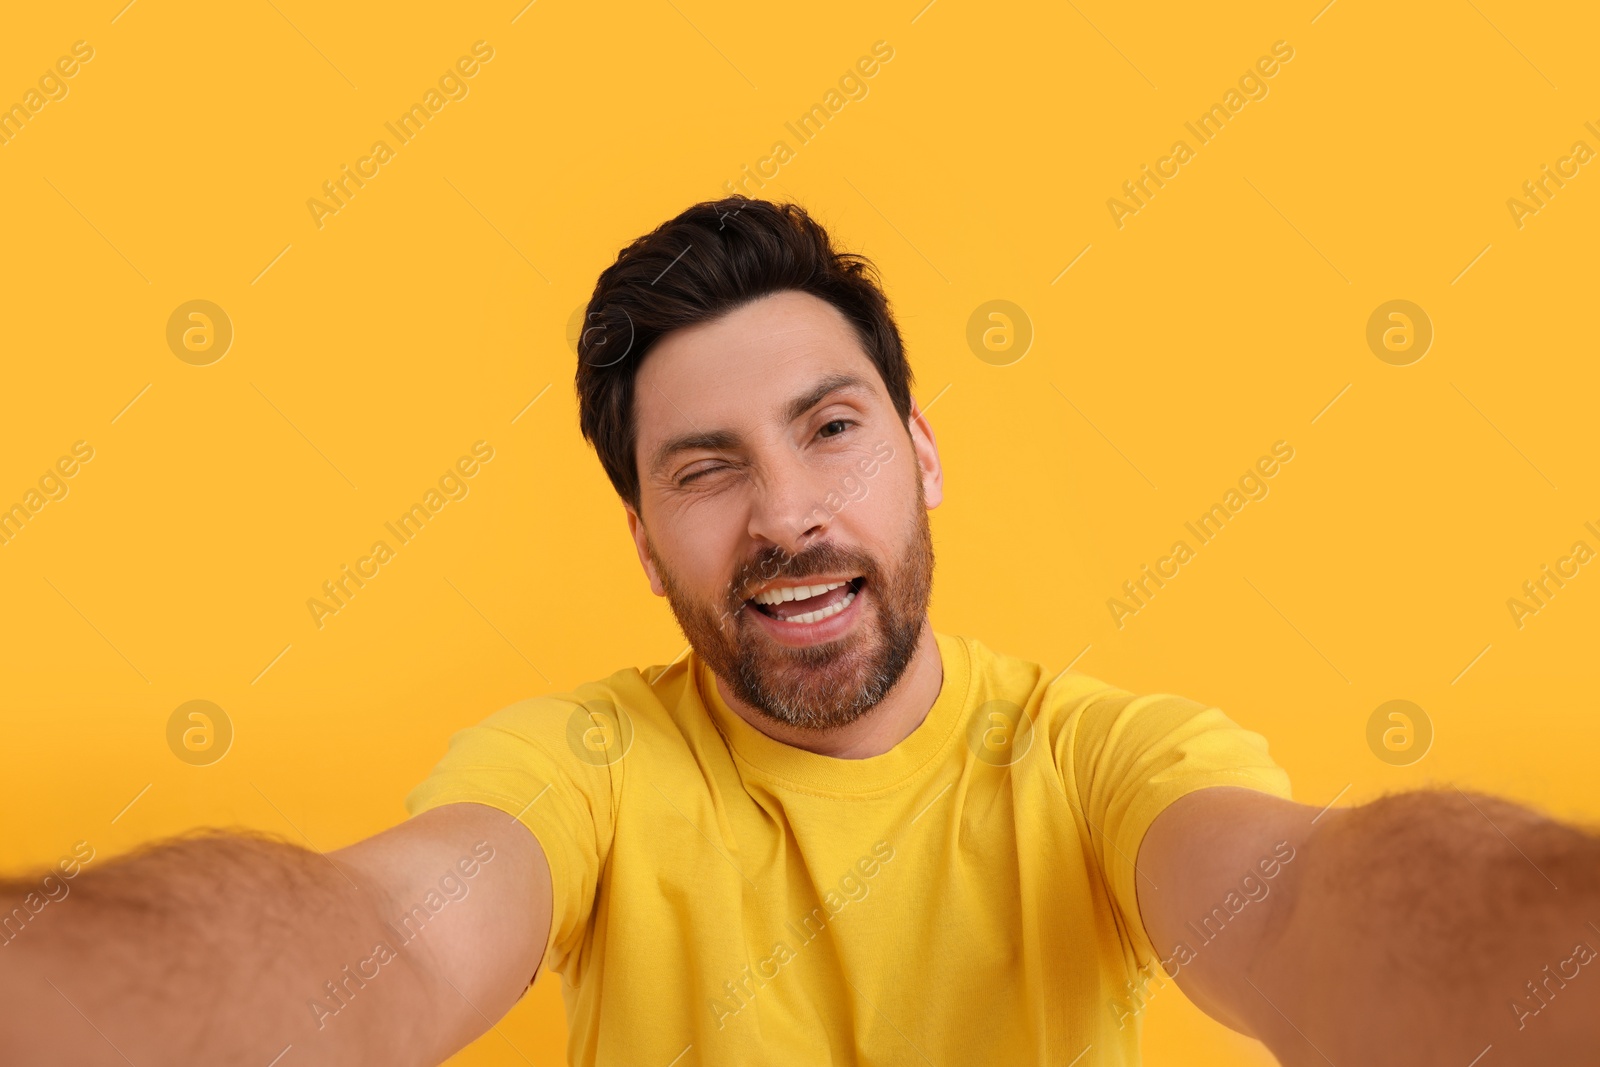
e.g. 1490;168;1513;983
730;611;914;731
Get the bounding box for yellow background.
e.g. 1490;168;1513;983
2;1;1597;1063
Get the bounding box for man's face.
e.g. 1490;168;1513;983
625;289;943;731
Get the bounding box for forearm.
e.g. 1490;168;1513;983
1245;790;1600;1066
0;830;445;1066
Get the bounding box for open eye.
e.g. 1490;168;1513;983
818;418;853;439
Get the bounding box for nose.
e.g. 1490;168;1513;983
746;449;833;560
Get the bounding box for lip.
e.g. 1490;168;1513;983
743;580;866;648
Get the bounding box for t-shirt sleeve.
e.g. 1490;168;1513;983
404;694;621;979
1050;685;1293;968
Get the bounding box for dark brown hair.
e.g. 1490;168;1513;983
575;196;914;508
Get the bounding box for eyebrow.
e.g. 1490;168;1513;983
647;372;875;477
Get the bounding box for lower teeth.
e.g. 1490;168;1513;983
781;588;856;625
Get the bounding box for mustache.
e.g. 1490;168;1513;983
731;541;877;603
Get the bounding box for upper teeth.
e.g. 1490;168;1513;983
752;580;849;606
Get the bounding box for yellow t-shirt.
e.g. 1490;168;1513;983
405;631;1291;1065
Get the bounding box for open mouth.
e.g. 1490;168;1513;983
747;576;865;625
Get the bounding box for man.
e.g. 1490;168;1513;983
2;197;1597;1066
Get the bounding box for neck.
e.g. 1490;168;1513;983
714;621;944;758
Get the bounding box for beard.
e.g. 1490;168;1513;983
653;483;936;732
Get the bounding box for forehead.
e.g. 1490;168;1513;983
632;289;886;451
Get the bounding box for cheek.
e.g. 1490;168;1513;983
657;499;749;597
833;466;918;557
866;447;919;513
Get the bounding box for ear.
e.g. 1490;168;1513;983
906;398;943;509
625;504;667;597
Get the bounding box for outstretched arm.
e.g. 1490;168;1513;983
1136;785;1600;1065
0;802;553;1066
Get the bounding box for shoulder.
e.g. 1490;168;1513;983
951;632;1126;722
405;652;702;819
953;634;1284;789
417;653;702;782
474;654;688;733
